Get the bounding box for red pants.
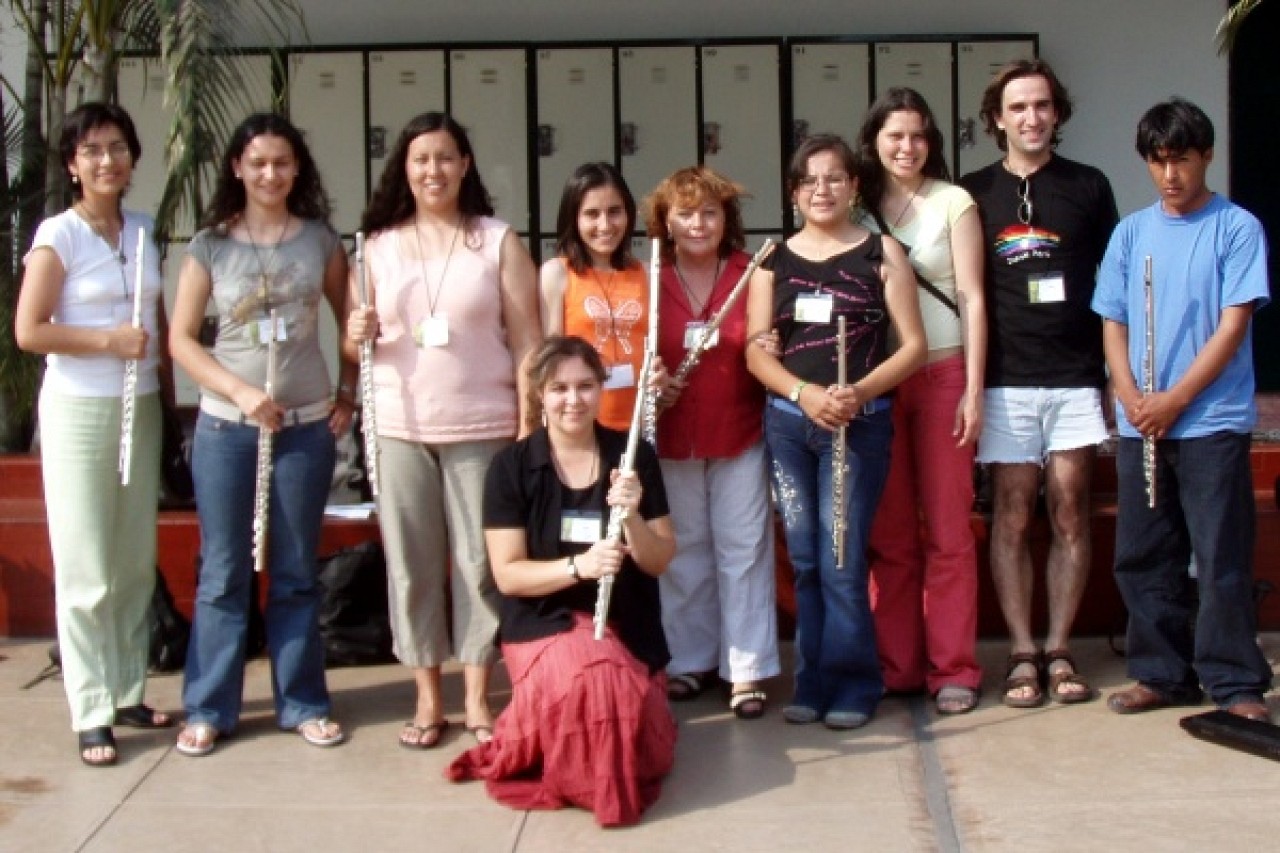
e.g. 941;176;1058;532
869;355;982;694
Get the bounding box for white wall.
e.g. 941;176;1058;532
292;0;1231;216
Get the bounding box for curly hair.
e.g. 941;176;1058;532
60;102;143;200
523;335;608;434
554;162;637;274
201;113;332;229
977;59;1074;153
643;166;747;265
360;112;494;241
855;87;950;221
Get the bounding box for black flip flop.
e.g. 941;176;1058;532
114;704;174;729
78;727;117;767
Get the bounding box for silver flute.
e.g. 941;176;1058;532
253;309;279;574
118;227;145;486
671;239;776;385
1142;255;1157;509
833;315;848;569
641;238;660;447
355;233;380;498
593;346;654;640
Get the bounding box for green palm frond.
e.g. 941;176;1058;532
153;0;305;241
1217;0;1265;54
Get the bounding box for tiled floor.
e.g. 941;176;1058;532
2;636;1279;852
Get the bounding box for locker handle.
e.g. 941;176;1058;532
703;121;722;156
537;124;556;157
621;122;639;156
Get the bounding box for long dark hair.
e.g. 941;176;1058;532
978;59;1074;152
856;87;950;219
524;335;607;434
60;102;142;200
360;112;494;237
555;162;636;274
201;113;331;229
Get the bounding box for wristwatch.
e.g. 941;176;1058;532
566;554;581;581
788;381;809;403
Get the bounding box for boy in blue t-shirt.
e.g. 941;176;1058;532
1092;97;1272;721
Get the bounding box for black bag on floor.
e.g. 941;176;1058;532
148;569;191;673
316;541;395;667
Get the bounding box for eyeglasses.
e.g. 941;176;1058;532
1017;176;1033;225
797;174;851;192
76;141;132;162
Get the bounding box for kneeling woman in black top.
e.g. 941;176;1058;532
446;335;677;828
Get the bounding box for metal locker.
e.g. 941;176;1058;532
617;46;698;216
117;55;274;239
288;52;366;235
536;48;615;244
701;44;783;232
367;50;446;190
790;43;870;148
450;49;530;235
956;40;1036;178
874;42;955;176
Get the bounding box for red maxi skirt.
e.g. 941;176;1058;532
445;613;677;827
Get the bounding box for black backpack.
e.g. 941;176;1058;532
316;541;395;667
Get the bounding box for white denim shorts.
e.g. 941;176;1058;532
976;386;1108;465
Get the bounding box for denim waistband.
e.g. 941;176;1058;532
768;395;892;417
200;397;332;428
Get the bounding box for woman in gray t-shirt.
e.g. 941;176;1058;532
169;113;356;757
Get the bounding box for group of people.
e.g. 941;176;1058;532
15;54;1271;827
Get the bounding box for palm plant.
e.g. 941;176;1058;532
0;0;305;448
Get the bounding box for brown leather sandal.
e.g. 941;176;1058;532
1001;651;1045;709
1044;649;1096;704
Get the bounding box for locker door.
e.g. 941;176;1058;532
118;55;274;239
701;44;782;232
956;40;1036;178
451;49;530;235
617;46;698;216
874;42;954;176
367;50;446;191
536;48;615;244
790;43;870;147
289;52;366;235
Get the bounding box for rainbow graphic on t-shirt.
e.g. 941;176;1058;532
994;224;1060;263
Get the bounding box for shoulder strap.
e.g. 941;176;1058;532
869;207;960;317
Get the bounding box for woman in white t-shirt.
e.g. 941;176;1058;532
16;102;171;767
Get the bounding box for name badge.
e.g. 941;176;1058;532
603;362;635;390
560;510;603;544
253;314;287;345
795;293;834;324
415;314;450;347
1028;272;1065;304
684;322;718;350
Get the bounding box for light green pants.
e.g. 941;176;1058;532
39;388;161;731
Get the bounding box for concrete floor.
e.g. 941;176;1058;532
2;636;1278;853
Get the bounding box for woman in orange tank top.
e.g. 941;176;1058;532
538;162;664;431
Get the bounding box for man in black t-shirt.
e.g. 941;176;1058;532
958;59;1118;710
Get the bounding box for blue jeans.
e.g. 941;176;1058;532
1114;434;1272;705
184;413;336;731
765;401;892;716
